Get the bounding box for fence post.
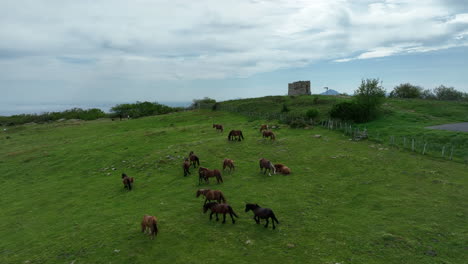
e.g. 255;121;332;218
450;147;454;160
422;143;427;155
442;146;445;158
412;139;415;151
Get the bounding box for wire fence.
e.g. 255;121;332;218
198;103;467;164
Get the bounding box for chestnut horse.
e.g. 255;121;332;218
182;158;191;176
274;164;291;175
228;130;244;141
213;124;224;132
222;159;235;173
245;203;280;229
203;202;238;224
262;130;276;140
122;173;134;190
141;215;158;239
188;151;200;168
198;167;223;184
259;124;268;132
259;158;276;175
196;189;226;205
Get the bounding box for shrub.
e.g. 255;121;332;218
281;103;290;113
191;97;216;109
354;78;386;120
434;85;464;101
389;83;423;98
329;102;369;123
305;108;319;120
421;89;436;100
110;101;174;118
289;119;307;128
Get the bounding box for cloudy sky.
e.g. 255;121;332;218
1;0;468;114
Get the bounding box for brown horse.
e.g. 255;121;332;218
203;202;238;224
259;158;276;175
213;124;224;132
262;130;276;140
259;124;268;132
188;151;200;168
122;173;134;190
182;158;191;176
196;189;226;205
245;203;279;229
228;130;244;141
274;164;290;174
198;167;223;184
141;215;158;239
222;159;235;173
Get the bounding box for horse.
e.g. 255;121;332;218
203;202;238;224
188;151;200;168
196;189;226;205
228;130;244;141
213;124;224;132
259;124;268;132
262;130;276;140
259;158;276;176
141;215;158;239
274;163;290;174
122;173;134;190
222;159;235;173
245;203;280;229
198;167;223;184
182;158;191;176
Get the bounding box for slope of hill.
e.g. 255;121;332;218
1;110;467;263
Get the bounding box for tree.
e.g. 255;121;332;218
421;89;436;100
433;85;464;101
191;97;216;109
354;78;386;119
389;83;422;98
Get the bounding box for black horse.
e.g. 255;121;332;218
245;203;279;229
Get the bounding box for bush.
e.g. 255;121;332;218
421;89;436;100
354;78;386;120
389;83;423;98
289;119;307;128
191;97;216;109
434;85;464;101
281;103;290;113
110;101;174;118
329;102;369;123
305;108;319;120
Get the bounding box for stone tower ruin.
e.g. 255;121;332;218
288;81;311;96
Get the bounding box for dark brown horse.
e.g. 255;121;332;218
196;189;226;205
259;158;276;175
198;167;223;184
228;130;244;141
182;158;191;176
213;124;224;132
203;202;238;224
262;130;276;140
259;124;268;132
245;203;279;229
141;215;158;239
122;173;134;190
274;163;291;175
189;151;200;168
222;158;235;173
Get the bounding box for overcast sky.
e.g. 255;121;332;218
1;0;468;114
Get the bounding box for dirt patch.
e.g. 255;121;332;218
426;122;468;132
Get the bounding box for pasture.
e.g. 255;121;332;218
1;110;467;264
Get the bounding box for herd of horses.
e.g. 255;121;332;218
124;123;286;239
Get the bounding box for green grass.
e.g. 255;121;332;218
1;110;467;263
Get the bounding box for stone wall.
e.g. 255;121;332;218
288;81;311;96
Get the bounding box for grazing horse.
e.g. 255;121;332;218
198;167;223;184
259;124;268;132
228;130;244;141
141;215;158;239
222;159;235;173
259;158;276;175
245;203;280;229
212;124;224;132
122;173;134;190
182;158;191;177
188;151;200;168
262;130;276;140
196;189;226;205
274;164;290;174
203;202;238;224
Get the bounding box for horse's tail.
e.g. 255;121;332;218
229;206;238;218
152;220;158;238
271;212;280;224
196;158;200;167
219;192;226;203
271;133;276;140
240;131;244;140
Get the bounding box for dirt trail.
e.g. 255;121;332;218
426;122;468;132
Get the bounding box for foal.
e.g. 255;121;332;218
196;189;226;205
274;164;291;175
222;159;235;173
122;173;134;190
141;215;158;239
262;130;276;140
182;158;191;177
203;202;238;224
188;151;200;168
212;124;224;132
245;203;280;229
259;158;276;176
198;167;223;184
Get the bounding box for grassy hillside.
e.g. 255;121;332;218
1;110;467;263
217;96;468;161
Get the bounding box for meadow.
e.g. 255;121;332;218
1;110;467;264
